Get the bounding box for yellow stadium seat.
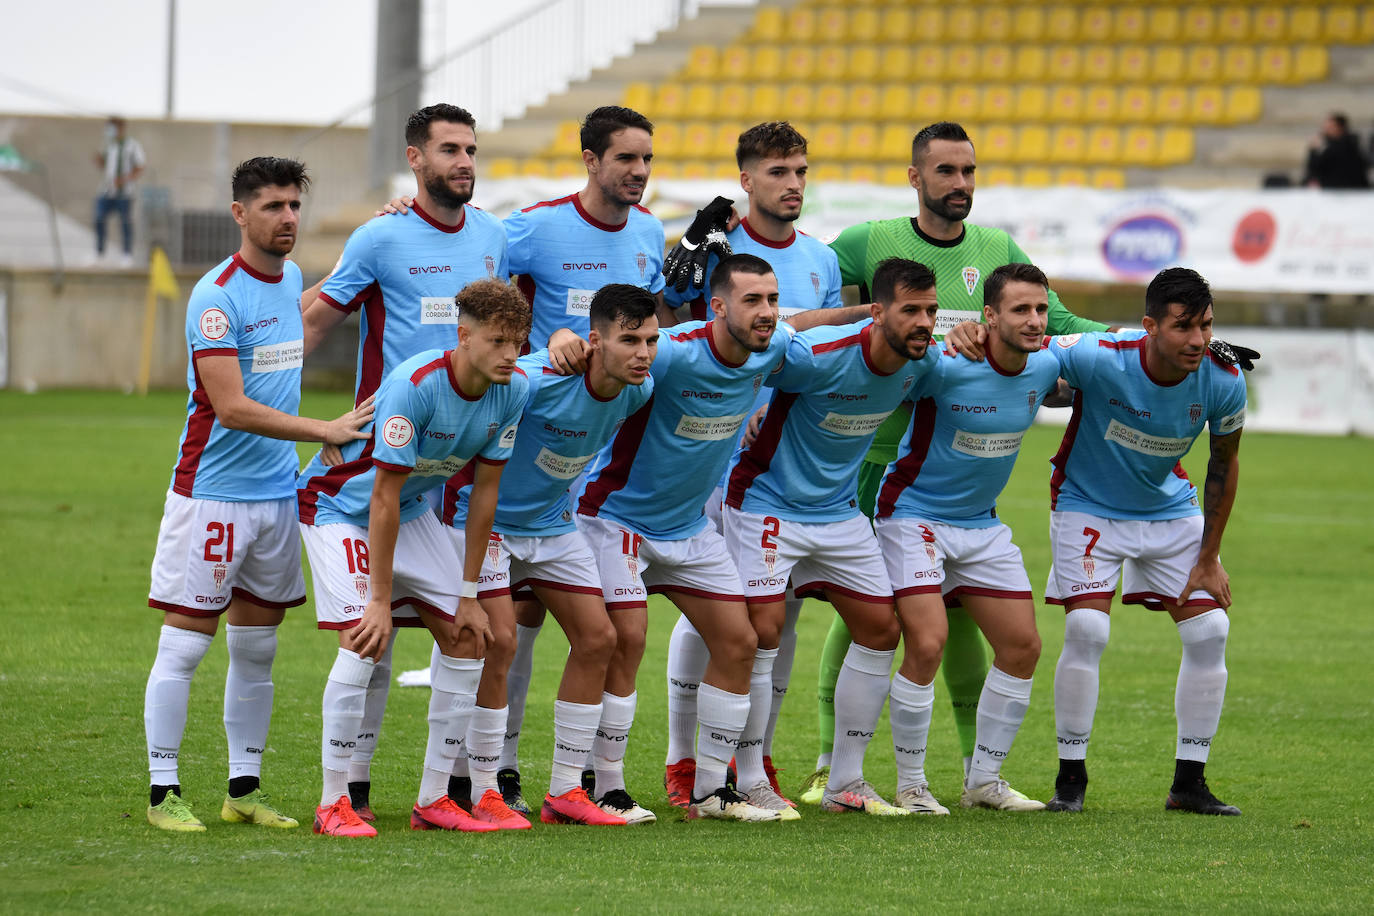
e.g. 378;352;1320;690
1324;6;1358;42
679;160;710;181
980;124;1016;163
1085;126;1121;164
846;164;878;185
947;7;977;40
710;122;744;160
720;45;750;78
717;84;749;118
1152;46;1186;83
913;7;946;42
1251;6;1285;42
654;123;683;157
781;84;816;120
1158;127;1195;166
651;160;682;180
1117;46;1149;83
807;162;842;183
550;159;580;179
710;161;738;180
881;8;912;42
1055;167;1090;187
1154;87;1189;123
1288;8;1320;41
1020;166;1053;187
1014;86;1049;122
683;84;717;119
1082;45;1115;82
1216;6;1251;42
844;124;881;161
1121;126;1158;166
980;45;1013;82
948;44;979;77
949;84;981;120
1222;47;1256;82
848;46;880;81
1113;7;1145;42
1256;46;1293;84
519;159;551;178
913;85;948;120
816;7;848;41
878;124;910;161
1046;5;1079;42
877;45;912;81
1092;169;1126;190
750;46;783;81
981;166;1017;188
1120;86;1153;122
849;7;880;42
1084;86;1118;123
1147;7;1181;42
1049;85;1085;122
1012;7;1046;41
1079;5;1112;41
1189;87;1224;124
1049;126;1088;164
980;85;1014;121
1013;46;1048;82
1224;86;1262;124
1048;46;1083;82
982;5;1012;41
1182;6;1216;42
1185;46;1221;84
683;46;719;80
623;82;652;113
881;164;912;187
1362;7;1374;42
815;82;847;115
552;120;582;155
783;46;817;82
817;46;848;80
914;47;948;78
682;121;713;156
487;158;517;179
846;85;880;120
1294;45;1329;83
785;8;817;42
751;7;783;42
747;84;782;120
878;84;912;120
651;85;685;120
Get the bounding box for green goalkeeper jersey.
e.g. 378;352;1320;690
828;216;1109;466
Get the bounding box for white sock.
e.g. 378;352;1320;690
735;647;778;790
550;699;601;796
764;598;801;758
348;636;393;784
418;648;482;806
694;683;749;798
144;625;213;787
500;623;542;771
827;643;894;791
1175;609;1229;762
592;691;636;795
665;615;709;765
968;666;1034;787
223;624;276;782
321;648;375;806
1055;608;1110;761
889;673;935;792
466;704;507;797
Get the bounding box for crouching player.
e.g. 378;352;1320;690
1043;267;1247;815
439;284;659;826
873;263;1063;814
142;157;374;832
298;279;530;836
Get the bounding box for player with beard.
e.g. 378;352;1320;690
722;257;941;817
874;263;1067;813
799;121;1113;803
299;103;509;822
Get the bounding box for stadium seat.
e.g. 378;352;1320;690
912;85;948;120
846;85;880;120
1251;6;1286;43
487;158;518;179
648;160;679;180
1048;45;1082;82
815;83;847;116
683;84;717;119
811;163;846;183
1049;85;1085;122
683;46;719;80
1256;46;1293;84
1158;127;1195;165
652;84;686;119
1084;86;1118;122
880;164;911;187
1013;46;1048;82
1216;6;1251;42
1288;7;1321;42
844;124;881;162
848;45;880;81
948;45;979;78
1014;85;1049;122
1091;169;1126;190
1049;126;1088;164
1120;86;1153;122
783;46;817;82
1121;126;1159;166
849;7;880;42
1117;46;1150;83
949;84;981;120
751;6;784;42
878;46;912;81
654;123;683;157
1020;166;1053;187
1224;86;1262;124
875;84;910;120
947;7;978;41
1221;47;1257;83
1323;6;1358;43
552;120;582;155
1079;5;1112;41
679;161;710;180
1147;6;1181;42
1112;7;1145;42
782;84;816;120
1152;46;1186;83
682;121;713;156
1014;124;1051;163
980;85;1013;121
1154;87;1189;123
880;8;912;43
1045;5;1079;42
1294;45;1329;82
551;159;581;179
717;83;749;118
1085;127;1121;164
982;5;1013;41
914;47;948;78
623;82;652;113
980;124;1015;164
1081;45;1115;83
746;84;782;120
1362;7;1374;43
811;122;846;160
710;122;743;160
913;7;946;42
1189;87;1224;124
846;163;878;185
980;45;1013;82
520;159;551;178
1185;46;1221;84
980;166;1017;188
750;46;783;81
720;45;750;78
1012;7;1045;41
817;7;848;42
1182;5;1217;42
878;124;910;161
785;8;817;42
814;45;850;81
1054;167;1089;187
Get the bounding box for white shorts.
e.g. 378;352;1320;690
875;517;1032;608
1046;511;1220;611
724;507;891;605
148;491;305;617
576;514;746;610
301;512;461;630
486;529;604;603
442;526;512;599
704;485;724;535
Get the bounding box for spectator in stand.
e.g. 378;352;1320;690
94;116;146;266
1302;113;1369;190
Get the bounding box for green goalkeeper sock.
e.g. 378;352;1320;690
815;611;852;763
942;607;990;760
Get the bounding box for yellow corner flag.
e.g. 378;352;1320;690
138;246;182;395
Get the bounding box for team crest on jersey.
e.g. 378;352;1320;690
487;422;500;439
636;252;648;278
752;373;764;395
1081;556;1096;579
353;574;369;600
484;255;496;277
1027;390;1039;416
212;563;228;590
902;375;915;394
962;266;980;295
810;272;821;297
1189;403;1203;424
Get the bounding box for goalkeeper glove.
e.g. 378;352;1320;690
1208;338;1260;372
663;196;735;294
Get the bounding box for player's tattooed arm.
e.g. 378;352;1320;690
1179;428;1243;608
788;304;870;331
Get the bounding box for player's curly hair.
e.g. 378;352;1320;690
736;121;808;169
580;106;654;158
985;263;1049;310
590;284;657;332
911;121;973;166
1145;267;1212;322
455;278;532;339
405;104;477;149
872;257;936;305
231;157;310;202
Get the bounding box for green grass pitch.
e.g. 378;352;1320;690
2;389;1371;913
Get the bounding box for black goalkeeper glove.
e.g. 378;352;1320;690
663;196;735;294
1208;338;1261;372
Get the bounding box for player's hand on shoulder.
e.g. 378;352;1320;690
547;329;592;375
325;394;376;445
1208;338;1260;372
663;196;735;293
945;320;987;361
1179;557;1231;609
376;195;415;217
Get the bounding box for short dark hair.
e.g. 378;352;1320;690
871;257;936;305
231;157;310;203
580;106;654;158
405;104;477;149
456;278;532;338
1145;267;1213;322
984;263;1049;311
736;121;808;169
1330;112;1350;132
590;283;658;332
911;121;972;166
709;253;774;300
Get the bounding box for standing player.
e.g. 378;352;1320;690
800;121;1114;802
298;278;531;837
874;263;1065;813
441;284;658;826
723;257;941;817
142;157;375;832
301;103;509;819
1042;268;1246;815
660;121;844;808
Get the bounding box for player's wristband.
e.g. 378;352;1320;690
460;580;479;599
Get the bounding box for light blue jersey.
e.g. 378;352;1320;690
726;320;937;523
1047;332;1247;520
663;218;842;320
506;195;665;350
297;349;527;527
319;204;508;404
171;254;305;501
578;320;791;540
441;349;654;536
877;347;1063;527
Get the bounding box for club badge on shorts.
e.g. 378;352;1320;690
212;563;229;590
763;545;778;575
353;574;369;600
1081;555;1096;579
